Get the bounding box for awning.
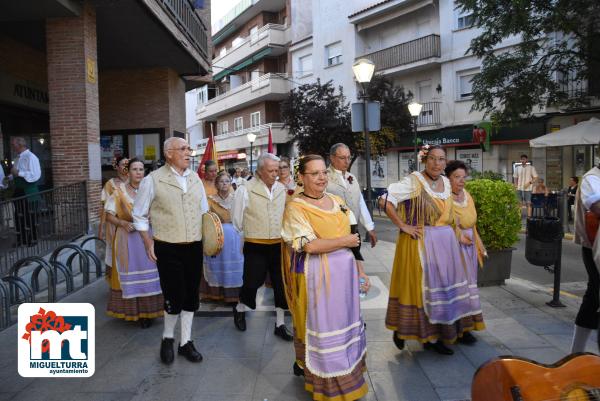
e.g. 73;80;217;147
213;48;273;81
530;118;600;148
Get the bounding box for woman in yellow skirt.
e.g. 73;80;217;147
282;155;369;401
380;145;484;355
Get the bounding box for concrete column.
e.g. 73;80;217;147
46;1;101;227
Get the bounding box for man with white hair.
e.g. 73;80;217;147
10;136;42;246
133;137;208;364
231;153;291;340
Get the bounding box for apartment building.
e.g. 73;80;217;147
196;0;292;171
290;0;600;189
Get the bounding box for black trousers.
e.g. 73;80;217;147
239;242;288;310
575;246;600;329
13;189;38;246
155;240;203;315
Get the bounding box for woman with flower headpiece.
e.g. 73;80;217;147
199;170;244;303
282;154;369;401
379;144;484;355
104;158;164;327
100;156;129;289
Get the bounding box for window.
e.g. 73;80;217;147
219;47;227;57
325;42;342;67
250;69;260;82
220;121;229;135
197;90;205;104
250;112;261;128
298;54;313;77
456;3;475;30
234;117;243;132
232;36;244;48
417;80;432;102
457;71;478;99
249;25;258;39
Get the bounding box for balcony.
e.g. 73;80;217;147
357;34;441;75
417;101;441;127
197;73;291;120
213;24;289;73
197;123;289;152
157;0;209;60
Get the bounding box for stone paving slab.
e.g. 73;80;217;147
0;240;596;401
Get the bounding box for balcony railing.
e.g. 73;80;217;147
158;0;209;58
197;123;285;148
204;73;289;106
213;23;288;65
358;34;441;72
417;101;441;127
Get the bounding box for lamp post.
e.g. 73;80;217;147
247;132;257;174
352;58;376;220
408;101;423;171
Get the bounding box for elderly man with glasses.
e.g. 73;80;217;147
326;143;377;249
133;137;208;365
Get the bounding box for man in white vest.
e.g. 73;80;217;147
231;153;292;341
133;137;208;364
326;143;377;249
572;164;600;352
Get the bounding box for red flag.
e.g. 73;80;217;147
267;126;273;153
198;123;217;178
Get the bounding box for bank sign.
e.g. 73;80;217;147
18;303;95;377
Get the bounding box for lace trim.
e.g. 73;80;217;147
413;172;451;199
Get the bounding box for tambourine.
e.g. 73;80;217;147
202;211;224;256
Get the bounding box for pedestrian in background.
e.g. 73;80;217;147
513;154;538;218
202;160;218;196
568;176;579;222
100;156;129;266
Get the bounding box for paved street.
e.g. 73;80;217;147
0;238;596;401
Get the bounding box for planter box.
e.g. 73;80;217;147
478;248;514;287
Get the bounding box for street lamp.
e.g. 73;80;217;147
247;132;257;174
352;58;376;221
408;101;423;171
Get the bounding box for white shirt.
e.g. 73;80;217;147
0;167;6;189
581;174;600;210
333;168;375;232
513;164;538;191
14;149;41;183
231;179;282;234
132;166;209;232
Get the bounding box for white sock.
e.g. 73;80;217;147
163;313;179;339
236;303;250;313
276;307;285;327
180;311;194;345
571;325;593;353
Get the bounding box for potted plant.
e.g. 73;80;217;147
465;177;521;286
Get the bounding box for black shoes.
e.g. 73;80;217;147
274;324;293;341
178;341;203;363
140;318;153;329
424;341;454;355
393;331;405;350
233;306;246;331
160;337;175;364
457;331;477;345
293;361;305;377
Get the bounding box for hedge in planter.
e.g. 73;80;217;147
465;179;521;250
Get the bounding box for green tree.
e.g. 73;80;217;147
281;77;413;164
456;0;600;124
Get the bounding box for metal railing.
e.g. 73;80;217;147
0;182;88;276
358;34;441;72
213;23;287;63
203;73;290;106
417;101;441;126
197;122;285;148
159;0;209;59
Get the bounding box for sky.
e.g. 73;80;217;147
211;0;238;25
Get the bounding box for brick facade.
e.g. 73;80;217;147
46;1;101;225
215;101;282;135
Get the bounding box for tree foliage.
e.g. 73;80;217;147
456;0;600;123
281;77;413;165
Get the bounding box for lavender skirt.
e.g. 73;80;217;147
305;248;366;378
458;228;482;315
421;225;477;324
117;230;162;299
